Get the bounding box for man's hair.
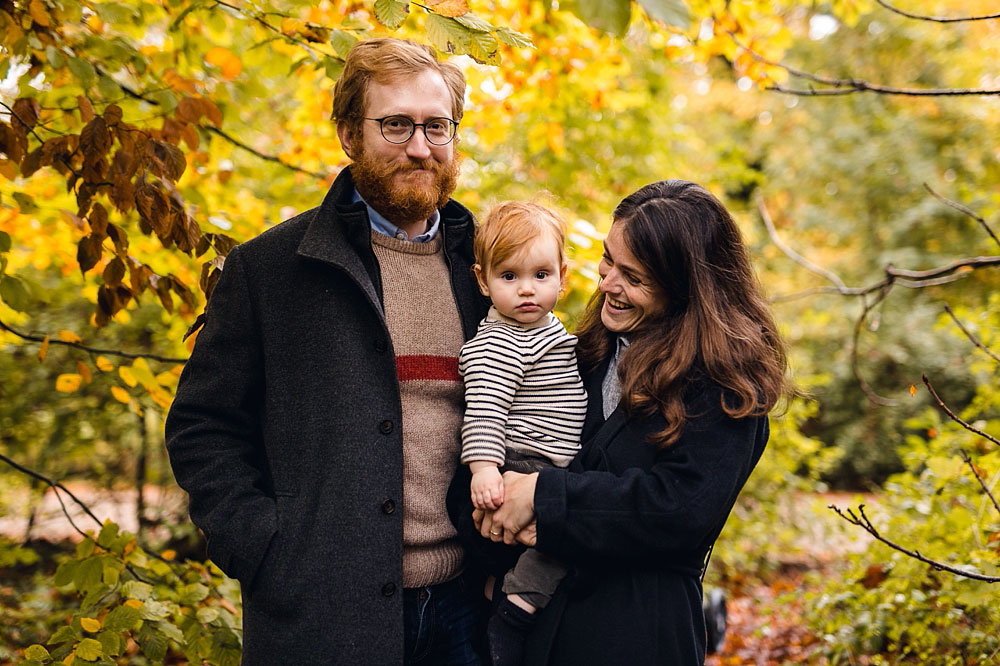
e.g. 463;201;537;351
575;180;790;447
474;201;567;277
332;38;466;135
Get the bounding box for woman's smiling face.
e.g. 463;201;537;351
597;222;665;333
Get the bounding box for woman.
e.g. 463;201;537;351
475;180;788;664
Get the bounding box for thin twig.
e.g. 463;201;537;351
922;374;1000;447
924;184;1000;251
875;0;1000;23
757;194;849;292
942;304;1000;364
0;317;188;364
957;448;1000;518
205;127;330;180
830;504;1000;582
0;451;103;535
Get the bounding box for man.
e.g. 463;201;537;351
165;38;489;665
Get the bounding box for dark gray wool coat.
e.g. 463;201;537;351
165;168;488;666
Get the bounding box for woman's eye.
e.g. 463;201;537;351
625;273;642;285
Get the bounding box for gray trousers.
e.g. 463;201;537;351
499;450;569;610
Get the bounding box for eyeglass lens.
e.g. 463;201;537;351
380;116;455;145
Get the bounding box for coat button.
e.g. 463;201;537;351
382;499;395;514
374;338;387;353
379;420;393;434
382;582;396;597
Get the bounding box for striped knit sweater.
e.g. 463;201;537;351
371;231;466;588
459;307;587;469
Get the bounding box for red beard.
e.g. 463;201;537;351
351;147;460;227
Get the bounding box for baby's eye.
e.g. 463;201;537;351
535;271;549;280
501;272;516;281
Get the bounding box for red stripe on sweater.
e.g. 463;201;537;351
396;355;461;382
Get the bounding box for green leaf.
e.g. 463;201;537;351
0;230;11;253
12;191;37;212
97;521;119;548
94;2;137;24
46;45;65;68
102;561;121;586
75;637;104;660
156;620;185;643
50;625;80;645
169;0;204;31
196;607;220;624
178;582;210;605
147;89;178;113
323;57;344;81
139;599;171;621
24;645;50;660
340;16;372;30
426;13;471;55
0;275;30;312
568;0;632;35
373;0;408;30
329;30;358;59
68;57;97;89
96;630;123;657
468;31;499;64
121;580;153;600
75;557;104;592
76;538;95;560
103;604;142;632
453;13;493;32
97;75;120;100
137;624;168;661
638;0;690;28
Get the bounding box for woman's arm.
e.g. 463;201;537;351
530;406;768;567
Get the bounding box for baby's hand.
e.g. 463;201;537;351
470;464;504;510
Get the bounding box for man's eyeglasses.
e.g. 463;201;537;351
364;115;458;146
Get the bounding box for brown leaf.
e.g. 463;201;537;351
161;117;183;145
210;233;239;256
153;275;174;313
89;202;109;237
77;360;93;384
12;98;41;130
80;117;112;162
200;99;223;128
20;147;44;177
135;183;170;237
175;215;202;254
104;104;123;126
860;564;887;589
129;260;152;294
176;97;203;124
108;177;135;214
149;140;186;181
38;334;50;362
78;95;95;123
106;223;129;255
77;234;103;274
103;256;126;286
179;123;199;151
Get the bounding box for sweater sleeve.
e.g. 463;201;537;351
459;326;526;466
164;246;277;586
533;397;767;568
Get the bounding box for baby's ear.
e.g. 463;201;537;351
473;264;490;297
559;262;568;287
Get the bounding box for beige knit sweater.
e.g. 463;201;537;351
371;231;466;587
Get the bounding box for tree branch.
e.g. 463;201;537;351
922;374;1000;448
875;0;1000;23
924;184;1000;251
0;450;103;538
943;304;1000;364
757;194;850;292
957;447;1000;518
0;317;188;364
852;289;898;406
830;504;1000;582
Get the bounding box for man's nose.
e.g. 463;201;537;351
405;129;432;160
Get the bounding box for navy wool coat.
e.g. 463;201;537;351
165;168;487;665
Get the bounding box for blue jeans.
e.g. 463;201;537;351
404;573;488;666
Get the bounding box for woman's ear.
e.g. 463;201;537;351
473;264;490;298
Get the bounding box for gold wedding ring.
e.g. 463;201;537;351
490;529;501;536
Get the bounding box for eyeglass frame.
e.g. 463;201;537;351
362;115;459;146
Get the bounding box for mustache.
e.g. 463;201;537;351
396;157;439;172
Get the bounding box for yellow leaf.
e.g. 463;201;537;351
95;356;114;372
55;374;83;392
425;0;469;17
909;384;917;396
118;366;137;387
38;334;50;362
0;159;17;180
80;617;101;632
110;386;131;403
205;47;242;80
77;360;92;384
124;599;142;609
58;330;82;344
29;0;51;27
161;549;177;561
63;653;74;665
220;57;242;80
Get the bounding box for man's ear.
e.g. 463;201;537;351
473;264;490;298
337;122;354;159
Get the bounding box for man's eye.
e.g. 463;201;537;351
384;117;409;130
426;120;447;132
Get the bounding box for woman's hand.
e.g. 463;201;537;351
484;471;538;545
474;507;538;547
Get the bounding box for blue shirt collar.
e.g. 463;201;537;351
352;188;441;243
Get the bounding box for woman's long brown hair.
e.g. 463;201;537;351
576;180;788;447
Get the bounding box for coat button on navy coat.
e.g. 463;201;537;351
382;499;395;514
379;419;393;434
382;582;397;596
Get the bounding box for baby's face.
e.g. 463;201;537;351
481;234;565;325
